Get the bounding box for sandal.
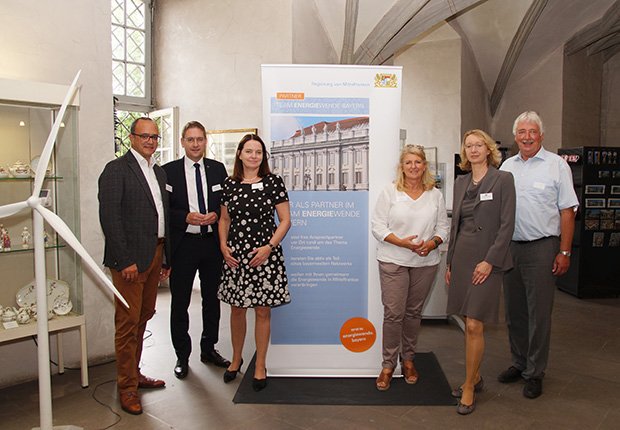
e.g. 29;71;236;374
376;369;393;391
402;361;418;384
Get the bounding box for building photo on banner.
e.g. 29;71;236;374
262;64;402;377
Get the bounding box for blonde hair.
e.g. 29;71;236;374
459;130;502;171
395;144;435;191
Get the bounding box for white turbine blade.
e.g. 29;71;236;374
36;205;129;308
32;70;81;196
0;201;28;218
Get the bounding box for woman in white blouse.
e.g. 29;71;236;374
371;144;449;391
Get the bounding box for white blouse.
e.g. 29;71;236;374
371;184;449;267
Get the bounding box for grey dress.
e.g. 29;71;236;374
446;179;502;324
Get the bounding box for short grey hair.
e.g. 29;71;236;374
512;111;544;136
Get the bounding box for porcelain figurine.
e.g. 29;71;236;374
2;228;11;251
21;227;31;248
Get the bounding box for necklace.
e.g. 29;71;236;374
243;175;258;182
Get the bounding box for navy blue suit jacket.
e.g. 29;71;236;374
162;157;228;258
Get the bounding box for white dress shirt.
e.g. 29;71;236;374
500;146;579;241
184;156;211;234
130;148;166;238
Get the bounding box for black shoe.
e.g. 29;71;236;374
223;359;243;383
252;377;267;392
201;349;232;368
174;359;188;379
523;378;542;399
498;366;522;383
451;377;484;398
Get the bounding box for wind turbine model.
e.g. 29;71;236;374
0;71;129;430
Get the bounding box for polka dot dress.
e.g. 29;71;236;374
218;174;291;308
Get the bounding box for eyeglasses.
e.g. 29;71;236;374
183;137;206;144
465;143;485;150
405;144;424;150
132;133;160;142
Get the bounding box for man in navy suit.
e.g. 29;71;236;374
99;117;171;415
162;121;230;379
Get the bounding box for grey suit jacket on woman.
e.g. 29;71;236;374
446;165;516;271
98;151;170;273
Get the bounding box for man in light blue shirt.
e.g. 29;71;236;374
498;111;578;399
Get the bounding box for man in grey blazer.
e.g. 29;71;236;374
99;117;171;415
162;121;230;379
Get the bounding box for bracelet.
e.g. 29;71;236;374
559;250;571;257
430;237;441;248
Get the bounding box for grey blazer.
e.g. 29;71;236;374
98;151;170;272
446;165;516;271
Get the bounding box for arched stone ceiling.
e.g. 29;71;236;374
300;0;620;114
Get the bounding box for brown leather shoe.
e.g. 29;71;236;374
120;391;142;415
138;374;166;389
376;369;394;391
402;361;419;384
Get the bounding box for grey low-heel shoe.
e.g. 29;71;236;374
456;393;476;415
451;377;484;398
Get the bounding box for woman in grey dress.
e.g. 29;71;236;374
445;130;515;415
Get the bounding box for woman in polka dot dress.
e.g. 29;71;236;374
218;133;291;391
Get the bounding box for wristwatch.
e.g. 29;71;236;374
559;250;571;257
430;237;441;248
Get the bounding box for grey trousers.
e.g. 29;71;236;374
503;237;559;380
378;261;437;369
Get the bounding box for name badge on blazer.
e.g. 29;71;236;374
252;183;264;190
212;184;222;192
533;182;545;190
165;184;173;192
480;192;493;201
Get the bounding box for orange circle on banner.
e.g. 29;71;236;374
339;317;376;353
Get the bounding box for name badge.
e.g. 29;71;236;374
480;193;493;201
212;184;222;192
252;183;263;190
397;195;408;202
165;184;173;192
533;182;545;190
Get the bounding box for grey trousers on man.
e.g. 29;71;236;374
503;236;559;380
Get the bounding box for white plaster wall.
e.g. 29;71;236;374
394;31;462;209
562;49;603;148
491;48;564;156
460;39;491;136
0;0;115;387
293;0;339;64
601;54;620;147
153;0;293;135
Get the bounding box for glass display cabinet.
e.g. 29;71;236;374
0;78;88;386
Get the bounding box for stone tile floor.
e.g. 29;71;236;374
1;288;619;429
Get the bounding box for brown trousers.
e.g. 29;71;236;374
378;261;438;369
111;243;164;393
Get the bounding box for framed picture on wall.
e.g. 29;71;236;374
206;128;258;175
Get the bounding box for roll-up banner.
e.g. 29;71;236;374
262;64;402;376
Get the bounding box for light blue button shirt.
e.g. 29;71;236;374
500;147;579;241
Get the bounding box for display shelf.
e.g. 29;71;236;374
0;244;65;254
0;176;63;181
0;313;88;387
0;84;85;388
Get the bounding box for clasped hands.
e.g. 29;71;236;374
222;244;271;268
186;211;218;226
402;235;434;257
